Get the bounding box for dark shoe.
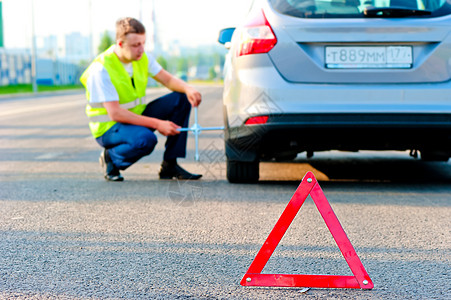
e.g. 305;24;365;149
159;161;202;180
99;149;124;182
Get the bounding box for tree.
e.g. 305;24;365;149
156;55;168;70
98;31;114;54
208;66;217;80
176;57;188;73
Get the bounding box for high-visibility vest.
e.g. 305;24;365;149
80;45;148;138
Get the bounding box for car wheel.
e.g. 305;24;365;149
226;159;259;183
420;150;450;162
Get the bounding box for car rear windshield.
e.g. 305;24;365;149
269;0;451;18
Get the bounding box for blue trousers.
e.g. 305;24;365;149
96;92;191;170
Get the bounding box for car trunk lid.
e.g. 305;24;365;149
267;17;451;83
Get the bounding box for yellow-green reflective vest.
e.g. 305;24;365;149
80;45;149;138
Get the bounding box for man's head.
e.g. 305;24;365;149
115;17;146;63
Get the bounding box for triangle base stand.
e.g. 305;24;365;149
240;172;374;290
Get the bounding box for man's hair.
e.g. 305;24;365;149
116;17;146;41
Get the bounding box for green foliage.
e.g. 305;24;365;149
176;57;188;73
98;31;114;54
155;47;226;80
78;59;90;70
156;55;168;70
208;66;217;80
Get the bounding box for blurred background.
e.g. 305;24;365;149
0;0;252;93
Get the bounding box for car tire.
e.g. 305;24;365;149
227;159;259;183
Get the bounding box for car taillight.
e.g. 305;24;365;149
245;116;269;125
237;9;277;57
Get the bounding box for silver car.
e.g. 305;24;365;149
218;0;451;183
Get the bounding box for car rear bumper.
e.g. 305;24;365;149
225;113;451;161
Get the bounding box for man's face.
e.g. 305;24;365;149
119;33;146;63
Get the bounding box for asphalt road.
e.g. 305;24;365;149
0;86;450;299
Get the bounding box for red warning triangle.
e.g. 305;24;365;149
241;171;374;289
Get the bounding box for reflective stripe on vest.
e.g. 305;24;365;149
88;114;111;123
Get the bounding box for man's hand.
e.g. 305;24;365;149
154;70;202;107
185;86;202;107
156;120;181;136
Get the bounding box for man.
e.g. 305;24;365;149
80;17;202;182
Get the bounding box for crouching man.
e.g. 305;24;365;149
80;17;202;181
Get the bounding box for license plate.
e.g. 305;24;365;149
325;46;413;69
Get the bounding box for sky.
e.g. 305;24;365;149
2;0;252;50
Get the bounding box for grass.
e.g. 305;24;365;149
0;84;84;95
